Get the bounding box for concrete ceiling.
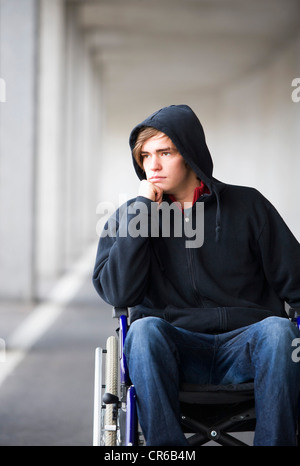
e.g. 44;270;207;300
73;0;300;119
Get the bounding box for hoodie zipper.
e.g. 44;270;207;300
187;248;204;306
185;215;205;307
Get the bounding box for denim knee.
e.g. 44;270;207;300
126;316;167;341
124;317;171;358
257;316;299;342
252;316;300;364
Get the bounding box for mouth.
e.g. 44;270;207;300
149;176;166;182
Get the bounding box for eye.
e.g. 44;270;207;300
162;152;171;157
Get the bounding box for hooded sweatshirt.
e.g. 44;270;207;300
93;104;300;333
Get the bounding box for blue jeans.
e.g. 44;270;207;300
124;316;300;446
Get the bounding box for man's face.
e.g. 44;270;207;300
141;132;195;198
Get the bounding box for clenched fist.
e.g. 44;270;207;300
138;180;164;204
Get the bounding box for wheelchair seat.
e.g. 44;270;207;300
180;381;255;404
179;381;256;446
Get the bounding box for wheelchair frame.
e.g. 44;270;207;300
93;307;140;446
93;307;300;447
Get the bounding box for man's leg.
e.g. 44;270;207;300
124;317;187;445
216;317;300;446
124;316;215;446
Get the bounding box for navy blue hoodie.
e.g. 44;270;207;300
93;104;300;333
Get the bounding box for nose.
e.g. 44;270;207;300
149;154;161;171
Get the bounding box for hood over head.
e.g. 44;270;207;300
129;104;213;189
129;104;222;241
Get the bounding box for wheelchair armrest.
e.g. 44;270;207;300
288;308;300;329
289;307;300;318
112;307;129;318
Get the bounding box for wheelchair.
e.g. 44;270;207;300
93;307;300;446
93;307;140;446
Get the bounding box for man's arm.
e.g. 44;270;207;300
92;195;154;307
258;199;300;308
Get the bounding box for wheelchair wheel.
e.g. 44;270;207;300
104;336;118;446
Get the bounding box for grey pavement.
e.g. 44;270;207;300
0;277;116;446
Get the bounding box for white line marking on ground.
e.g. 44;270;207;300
0;243;97;388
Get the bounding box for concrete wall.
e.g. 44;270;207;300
207;32;300;240
0;0;103;300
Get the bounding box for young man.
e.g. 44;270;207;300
93;104;300;446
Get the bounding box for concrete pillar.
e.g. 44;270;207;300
0;0;38;300
35;0;66;290
0;0;103;299
35;1;103;295
61;3;103;271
